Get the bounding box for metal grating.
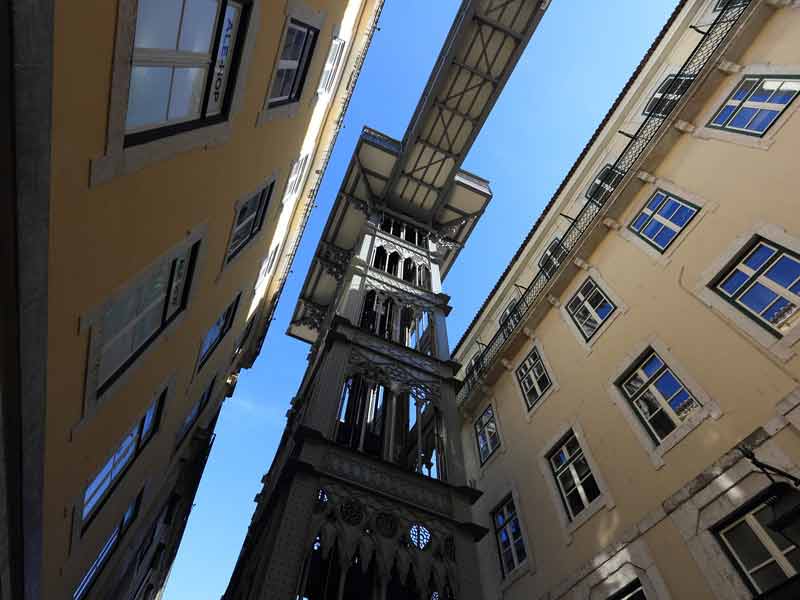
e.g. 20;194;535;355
457;0;753;405
388;0;545;219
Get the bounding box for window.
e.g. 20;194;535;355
492;496;527;577
539;238;567;279
82;390;165;528
709;76;800;136
97;242;199;397
714;238;800;336
642;75;694;118
609;579;647;600
198;294;240;368
125;0;246;144
265;245;280;276
378;213;429;249
285;154;310;201
515;347;552;410
74;491;142;600
176;376;216;447
629;189;698;252
566;278;616;341
318;38;346;95
717;502;800;595
618;349;700;444
474;405;501;464
268;20;318;107
548;431;601;521
586;164;624;205
226;182;274;262
714;0;749;10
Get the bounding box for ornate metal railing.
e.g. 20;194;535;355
457;0;752;404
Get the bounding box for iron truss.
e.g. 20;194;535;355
387;0;546;221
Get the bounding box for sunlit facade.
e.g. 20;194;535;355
453;1;800;599
2;0;382;598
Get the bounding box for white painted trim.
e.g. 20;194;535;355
693;222;800;361
606;336;722;468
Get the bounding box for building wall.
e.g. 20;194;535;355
31;0;382;598
454;2;800;599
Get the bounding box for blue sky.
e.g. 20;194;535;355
163;1;677;598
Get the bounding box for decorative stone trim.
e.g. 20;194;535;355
256;0;326;125
606;336;722;468
693;63;800;151
692;222;800;361
615;176;716;268
557;266;627;354
537;420;615;544
90;0;262;185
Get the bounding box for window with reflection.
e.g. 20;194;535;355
710;76;800;136
126;0;248;145
548;431;601;521
267;19;318;107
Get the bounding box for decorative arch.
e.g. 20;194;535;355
373;246;387;271
387;252;401;277
402;258;417;284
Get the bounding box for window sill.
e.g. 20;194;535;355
499;560;531;593
565;495;612;543
91;122;232;186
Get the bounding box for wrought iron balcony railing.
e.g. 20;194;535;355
457;0;752;404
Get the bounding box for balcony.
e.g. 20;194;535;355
456;0;754;407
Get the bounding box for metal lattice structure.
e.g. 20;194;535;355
387;0;547;222
457;0;753;405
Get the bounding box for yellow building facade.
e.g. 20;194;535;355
453;1;800;599
3;0;383;598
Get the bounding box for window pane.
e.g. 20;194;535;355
754;506;793;551
751;561;788;592
283;26;308;60
99;330;135;386
654;370;681;399
631;213;648;232
745;244;776;270
168;67;206;121
650;410;677;440
668;389;695;417
647;192;665;211
713;104;736;125
766;256;800;289
749;109;780;133
642;354;663;377
131;299;165;350
127;66;172;130
634;389;661;418
270;68;295;99
670;205;695;227
135;0;182;50
567;490;585;515
653;227;676;249
730;106;757;129
720;269;748;295
772;81;800;104
740;282;778;314
724;521;773;569
582;475;601;503
643;220;663;240
178;0;219;53
732;78;757;101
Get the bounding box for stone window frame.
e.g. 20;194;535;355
513;337;560;422
478;480;535;592
607;336;721;469
255;0;326;125
470;397;507;477
617;177;715;268
558;266;627;354
693;223;800;362
669;437;800;600
219;173;279;274
569;538;673;600
694;64;800;151
77;224;209;427
538;421;615;544
69;377;173;555
90;0;263;186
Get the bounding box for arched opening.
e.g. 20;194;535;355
386;565;417;600
387;252;401;277
360;291;378;334
402;258;417;284
391;219;403;238
373;246;387;271
377;296;396;340
335;375;387;459
404;225;417;245
417;265;431;290
295;537;342;600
